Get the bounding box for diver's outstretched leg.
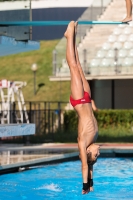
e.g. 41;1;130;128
122;0;132;22
74;21;91;97
64;21;84;100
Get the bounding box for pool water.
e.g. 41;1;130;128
0;158;133;200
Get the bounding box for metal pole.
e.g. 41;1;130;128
29;0;32;40
111;80;115;109
58;102;61;131
90;4;93;21
53;50;57;75
29;101;32;122
48;102;50;133
33;71;36;95
101;0;103;14
114;48;118;74
83;49;87;74
60;77;61;101
44;102;46;134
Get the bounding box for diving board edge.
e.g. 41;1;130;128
0;124;35;137
0;21;128;26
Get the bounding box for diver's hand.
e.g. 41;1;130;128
82;188;90;194
82;183;90;195
88;179;93;192
90;186;93;191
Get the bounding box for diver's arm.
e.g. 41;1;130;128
78;140;90;194
88;165;94;191
91;99;98;112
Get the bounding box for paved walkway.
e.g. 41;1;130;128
0;142;133;150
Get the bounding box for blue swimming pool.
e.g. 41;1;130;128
0;158;133;200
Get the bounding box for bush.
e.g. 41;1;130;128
64;110;78;131
62;109;133;143
3;110;133;144
64;109;133;130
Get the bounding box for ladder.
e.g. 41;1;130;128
0;80;35;137
0;80;29;124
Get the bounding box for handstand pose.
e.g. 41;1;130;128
64;21;100;195
122;0;132;22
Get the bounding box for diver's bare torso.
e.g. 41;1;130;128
75;103;98;147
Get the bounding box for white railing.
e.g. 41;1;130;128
52;0;113;77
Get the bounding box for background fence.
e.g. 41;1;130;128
0;101;70;143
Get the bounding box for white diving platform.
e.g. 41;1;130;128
0;21;127;26
0;124;35;138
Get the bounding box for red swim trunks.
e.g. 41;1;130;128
70;91;91;107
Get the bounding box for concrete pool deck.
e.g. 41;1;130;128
0;143;133;174
1;142;133;155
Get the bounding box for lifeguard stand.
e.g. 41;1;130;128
0;79;35;138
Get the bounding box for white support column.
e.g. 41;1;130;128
19;90;29;123
16;87;23;123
